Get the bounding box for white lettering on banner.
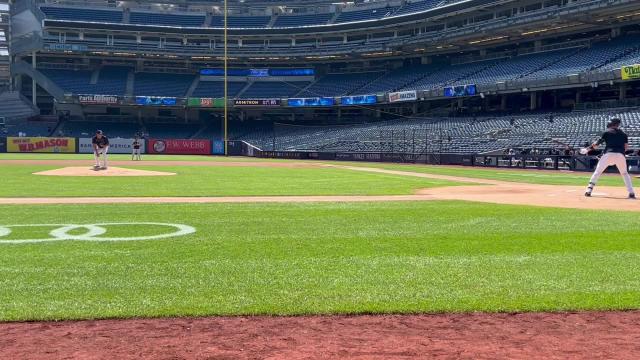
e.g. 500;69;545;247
0;223;196;244
78;95;119;105
388;90;418;103
79;138;146;154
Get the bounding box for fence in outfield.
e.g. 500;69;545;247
1;137;225;155
1;136;639;173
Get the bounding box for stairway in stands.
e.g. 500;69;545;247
0;91;39;120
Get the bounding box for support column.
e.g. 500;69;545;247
611;27;621;39
500;95;507;111
575;91;582;104
534;40;542;52
31;52;37;106
620;83;627;100
529;91;537;111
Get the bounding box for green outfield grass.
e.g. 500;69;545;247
337;162;640;187
0;165;460;197
1;201;639;322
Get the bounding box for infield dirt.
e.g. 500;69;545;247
2;312;640;359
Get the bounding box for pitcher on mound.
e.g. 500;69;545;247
92;130;110;170
584;118;635;199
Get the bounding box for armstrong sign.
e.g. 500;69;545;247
233;99;281;107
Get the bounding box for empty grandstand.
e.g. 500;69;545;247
5;0;640;167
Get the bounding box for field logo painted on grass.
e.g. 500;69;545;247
0;223;196;244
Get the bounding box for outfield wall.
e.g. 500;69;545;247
0;136;638;173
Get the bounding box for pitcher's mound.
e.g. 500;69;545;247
33;167;176;177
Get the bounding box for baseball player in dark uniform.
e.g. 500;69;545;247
585;118;635;198
132;136;142;161
92;130;110;170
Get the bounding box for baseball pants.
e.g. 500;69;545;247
132;148;141;160
94;146;109;168
587;152;635;194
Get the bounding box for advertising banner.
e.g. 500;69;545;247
147;139;211;155
7;137;76;153
136;96;178;106
288;97;335;107
233;99;281;107
212;140;225;155
187;97;225;108
388;90;417;103
340;95;377;105
444;84;477;97
200;68;314;77
0;137;6;153
621;64;640;80
79;138;145;154
78;94;121;105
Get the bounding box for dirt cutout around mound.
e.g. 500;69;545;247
33;167;176;177
2;312;639;359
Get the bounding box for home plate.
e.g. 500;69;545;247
33;167;176;177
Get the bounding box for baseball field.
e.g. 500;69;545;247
1;153;640;358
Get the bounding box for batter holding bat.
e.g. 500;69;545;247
92;130;110;170
583;118;635;199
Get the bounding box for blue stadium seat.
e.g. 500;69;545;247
41;6;123;23
192;81;246;98
299;72;384;96
129;12;205;27
40;67;129;95
273;13;332;27
394;0;442;16
133;73;195;97
240;81;310;98
335;7;399;23
210;16;271;28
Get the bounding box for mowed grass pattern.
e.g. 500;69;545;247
0;165;459;197
1;202;640;321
